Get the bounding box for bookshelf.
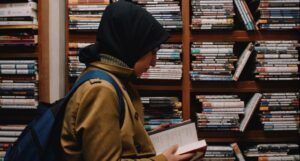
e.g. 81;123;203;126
64;0;300;150
0;1;50;158
0;0;50;122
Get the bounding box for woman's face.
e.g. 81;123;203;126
134;48;158;77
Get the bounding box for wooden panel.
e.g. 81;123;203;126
182;0;191;120
0;52;38;59
69;32;182;43
0;109;38;124
198;130;300;143
38;0;50;103
191;81;300;93
191;30;300;42
133;85;182;91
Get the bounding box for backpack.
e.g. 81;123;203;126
4;69;125;161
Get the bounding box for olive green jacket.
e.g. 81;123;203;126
60;60;167;161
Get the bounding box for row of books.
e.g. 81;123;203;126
0;124;26;160
68;0;109;31
68;40;299;81
141;96;183;131
254;40;300;81
191;0;235;30
259;92;299;131
196;93;262;131
68;0;300;31
0;1;38;29
0;1;38;47
139;43;182;80
191;40;299;81
196;94;244;131
256;0;300;30
191;0;300;30
196;92;297;132
202;143;299;161
124;0;182;30
190;42;254;81
68;43;89;77
68;42;183;80
0;60;39;109
203;145;236;161
244;143;300;160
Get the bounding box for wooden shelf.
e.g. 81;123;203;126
133;84;182;91
133;79;182;91
0;25;38;30
191;30;300;42
0;52;38;59
69;31;182;43
191;81;300;93
198;130;300;143
0;109;39;124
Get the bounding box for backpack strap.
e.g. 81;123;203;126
65;69;125;128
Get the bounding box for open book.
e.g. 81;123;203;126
149;121;207;155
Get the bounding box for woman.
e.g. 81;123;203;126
61;1;195;160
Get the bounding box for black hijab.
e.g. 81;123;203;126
79;0;169;68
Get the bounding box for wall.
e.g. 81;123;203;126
49;0;66;102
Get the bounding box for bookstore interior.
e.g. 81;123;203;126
0;0;299;160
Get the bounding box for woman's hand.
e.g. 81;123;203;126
162;145;195;161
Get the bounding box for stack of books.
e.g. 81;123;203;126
244;144;300;160
68;0;109;31
196;93;262;132
0;33;38;47
203;145;235;161
0;124;26;160
191;0;235;30
0;1;38;47
259;92;300;131
141;97;183;131
133;0;182;31
254;40;300;80
256;0;300;30
140;43;182;80
190;42;237;81
68;43;90;77
0;1;39;111
0;60;38;109
0;1;38;29
196;95;245;131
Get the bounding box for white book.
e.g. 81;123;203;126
231;143;245;161
0;8;37;18
233;42;253;81
149;121;207;155
0;136;17;143
0;131;22;137
0;2;37;10
239;93;262;132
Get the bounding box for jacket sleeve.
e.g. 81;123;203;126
74;82;167;161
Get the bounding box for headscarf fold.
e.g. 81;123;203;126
79;0;169;67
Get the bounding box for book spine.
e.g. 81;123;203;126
230;143;245;161
0;2;37;10
239;93;262;132
233;43;253;81
0;8;37;18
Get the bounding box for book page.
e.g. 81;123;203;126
149;122;199;154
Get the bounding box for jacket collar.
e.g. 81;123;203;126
89;54;135;80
